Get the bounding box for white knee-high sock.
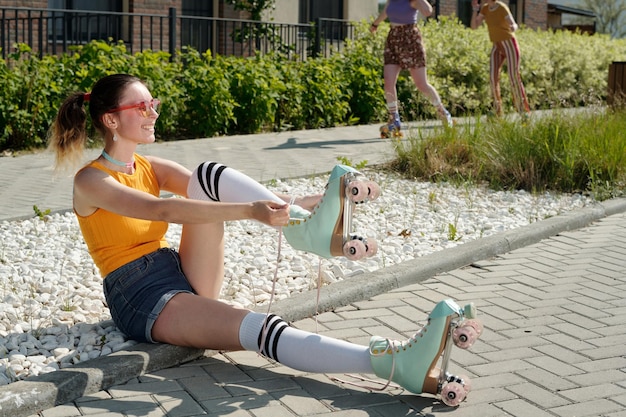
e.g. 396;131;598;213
239;312;373;374
187;161;283;204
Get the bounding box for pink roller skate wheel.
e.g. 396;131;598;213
452;325;478;349
343;239;366;260
346;181;368;203
366;181;381;201
457;374;472;394
365;238;378;257
463;319;484;337
441;382;466;407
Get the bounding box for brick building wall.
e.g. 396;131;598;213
523;0;547;29
127;1;180;53
438;0;457;18
1;1;48;57
0;0;245;56
0;0;46;6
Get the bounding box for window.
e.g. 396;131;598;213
299;0;345;40
299;0;343;23
181;0;214;52
182;0;214;17
47;0;123;43
458;0;474;27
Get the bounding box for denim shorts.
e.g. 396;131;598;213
103;248;195;343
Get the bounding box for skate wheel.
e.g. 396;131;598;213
365;181;381;201
343;238;366;260
364;238;378;257
463;319;484;338
452;324;478;349
457;374;472;394
346;181;369;203
441;381;466;407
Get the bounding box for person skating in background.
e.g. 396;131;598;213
370;0;453;138
471;0;531;117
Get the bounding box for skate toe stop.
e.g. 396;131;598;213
463;303;477;319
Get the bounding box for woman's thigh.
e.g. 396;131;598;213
178;222;225;298
151;292;249;349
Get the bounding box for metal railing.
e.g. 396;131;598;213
1;6;355;61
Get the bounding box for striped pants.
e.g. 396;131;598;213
490;37;530;115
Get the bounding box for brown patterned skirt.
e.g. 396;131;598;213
384;24;427;69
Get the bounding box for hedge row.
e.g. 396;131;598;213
1;17;625;152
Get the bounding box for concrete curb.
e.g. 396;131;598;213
0;344;203;417
1;197;625;417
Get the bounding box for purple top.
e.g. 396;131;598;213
386;0;418;25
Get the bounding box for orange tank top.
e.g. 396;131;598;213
75;154;169;277
482;2;514;43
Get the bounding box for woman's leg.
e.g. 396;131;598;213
383;64;402;124
490;44;506;116
152;292;248;349
181;161;323;296
152;293;373;373
181;162;281;297
502;38;530;115
187;161;317;215
410;67;452;125
178;221;225;298
187;161;284;205
153;293;478;398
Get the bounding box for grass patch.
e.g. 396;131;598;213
390;108;626;200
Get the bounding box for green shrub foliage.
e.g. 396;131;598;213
1;18;625;152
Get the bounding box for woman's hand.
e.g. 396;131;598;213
251;201;290;227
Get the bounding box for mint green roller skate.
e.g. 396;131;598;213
282;164;380;260
369;299;483;406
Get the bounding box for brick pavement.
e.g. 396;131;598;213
31;206;626;417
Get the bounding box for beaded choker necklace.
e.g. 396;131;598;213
101;150;134;169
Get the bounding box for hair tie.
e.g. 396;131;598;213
83;93;91;102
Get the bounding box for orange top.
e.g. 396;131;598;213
481;1;514;43
75;154;169;277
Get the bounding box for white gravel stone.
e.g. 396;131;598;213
0;170;595;384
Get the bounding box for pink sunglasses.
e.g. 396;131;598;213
107;99;161;118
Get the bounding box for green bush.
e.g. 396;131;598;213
299;55;351;129
340;21;387;124
224;54;284;134
0;45;73;150
274;59;306;131
1;19;626;153
178;49;235;138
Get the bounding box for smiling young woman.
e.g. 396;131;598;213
46;73;480;407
